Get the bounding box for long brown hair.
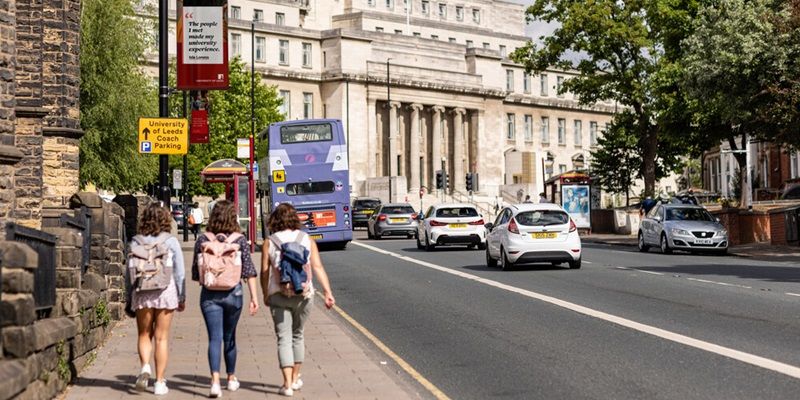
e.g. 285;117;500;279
206;199;240;234
268;203;302;233
138;203;172;236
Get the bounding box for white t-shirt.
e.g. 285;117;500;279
267;229;314;298
190;207;205;224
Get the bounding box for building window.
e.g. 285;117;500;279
438;2;447;18
573;120;582;146
589;122;598;146
557;76;564;97
431;34;439;40
559;164;567;174
506;114;515;140
303;92;313;119
376;26;384;32
456;6;464;20
449;37;456;43
323;51;326;67
395;29;403;35
791;151;799;178
279;40;289;65
482;42;490;49
368;0;376;6
472;8;480;23
558;118;566;144
302;42;312;67
466;40;473;48
421;0;429;14
230;6;241;19
506;69;514;92
523;74;530;93
404;0;411;12
386;0;394;9
253;9;263;22
524;115;533;142
414;32;422;37
231;33;241;56
499;45;507;58
540;74;548;96
255;36;266;62
541;117;549;143
276;12;285;25
279;90;290;117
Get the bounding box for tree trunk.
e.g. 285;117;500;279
641;129;658;198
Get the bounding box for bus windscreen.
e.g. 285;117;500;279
286;181;335;195
280;124;333;144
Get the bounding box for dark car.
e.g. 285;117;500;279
352;197;381;228
781;182;800;200
171;202;186;229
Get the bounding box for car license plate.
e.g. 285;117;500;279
449;223;468;228
390;218;406;223
531;232;557;239
695;238;713;245
309;234;323;240
364;210;374;214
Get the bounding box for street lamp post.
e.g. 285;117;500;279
158;0;169;205
249;19;256;250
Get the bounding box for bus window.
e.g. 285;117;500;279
280;123;333;144
286;181;335;195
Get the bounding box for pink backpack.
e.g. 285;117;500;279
198;232;243;290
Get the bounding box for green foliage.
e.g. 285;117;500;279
94;299;111;327
56;340;72;382
590;113;639;205
168;58;283;197
79;0;158;191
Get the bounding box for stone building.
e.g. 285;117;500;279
152;0;628;205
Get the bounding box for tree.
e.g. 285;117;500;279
590;113;639;206
512;0;705;197
168;58;283;197
79;0;158;191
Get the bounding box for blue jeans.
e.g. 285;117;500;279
200;284;243;374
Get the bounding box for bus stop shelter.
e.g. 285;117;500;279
200;159;255;247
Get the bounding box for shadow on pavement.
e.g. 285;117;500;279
462;264;571;272
635;264;800;283
171;374;280;394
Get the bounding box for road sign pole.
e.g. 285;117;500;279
182;91;189;242
158;0;170;205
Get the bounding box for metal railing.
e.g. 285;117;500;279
6;223;57;318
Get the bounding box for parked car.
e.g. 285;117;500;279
485;203;582;270
416;203;486;250
367;203;418;239
780;182;800;200
171;202;186;229
638;204;728;255
352;197;382;229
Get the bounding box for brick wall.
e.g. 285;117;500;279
0;0;21;239
770;210;787;245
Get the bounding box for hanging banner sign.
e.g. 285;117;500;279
237;138;250;159
177;0;229;90
190;109;210;143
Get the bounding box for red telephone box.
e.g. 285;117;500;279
201;159;255;249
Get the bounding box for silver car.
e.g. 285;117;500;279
367;203;419;239
638;204;729;255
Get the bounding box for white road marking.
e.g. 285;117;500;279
353;241;800;380
786;293;800;298
686;278;752;289
615;266;664;276
583;260;593;264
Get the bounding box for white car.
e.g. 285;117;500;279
416;203;487;251
485;203;582;270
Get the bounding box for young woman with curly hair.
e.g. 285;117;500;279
127;203;186;395
261;203;335;396
191;199;259;398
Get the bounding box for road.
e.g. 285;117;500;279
321;232;800;400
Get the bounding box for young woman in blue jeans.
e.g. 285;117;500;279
192;200;259;398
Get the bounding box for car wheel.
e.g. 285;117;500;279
660;234;673;255
424;233;435;251
467;244;476;250
416;234;424;250
638;231;650;252
407;233;415;239
569;258;582;269
500;247;514;271
485;246;497;268
477;242;487;250
551;262;562;267
367;227;374;239
718;248;728;256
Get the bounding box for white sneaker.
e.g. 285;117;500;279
135;364;151;392
291;378;303;391
278;386;294;397
210;382;222;398
153;380;169;395
226;377;240;391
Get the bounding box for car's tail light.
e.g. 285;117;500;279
344;205;350;212
508;218;519;234
569;219;577;232
469;219;484;226
411;213;418;220
430;220;447;226
378;214;387;221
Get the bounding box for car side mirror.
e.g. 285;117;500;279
484;222;494;231
715;217;721;223
653;216;662;222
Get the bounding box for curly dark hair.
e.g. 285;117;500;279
206;199;240;234
138;203;173;236
268;203;302;233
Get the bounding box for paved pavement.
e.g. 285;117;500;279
583;233;800;262
62;248;427;400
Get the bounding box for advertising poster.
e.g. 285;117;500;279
561;185;591;229
177;0;229;90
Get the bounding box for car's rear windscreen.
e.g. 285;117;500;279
382;206;415;214
515;210;569;226
436;207;479;218
280;124;333;144
356;200;381;209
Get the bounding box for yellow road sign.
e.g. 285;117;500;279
138;118;189;155
272;170;286;183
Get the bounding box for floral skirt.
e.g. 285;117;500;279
131;279;179;310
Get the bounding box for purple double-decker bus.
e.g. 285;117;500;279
263;119;352;248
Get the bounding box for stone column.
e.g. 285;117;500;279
453;108;466;192
388;101;401;176
0;0;23;237
408;103;423;193
367;99;377;176
431;106;444;193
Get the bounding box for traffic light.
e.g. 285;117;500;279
465;173;474;192
436;170;444;189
